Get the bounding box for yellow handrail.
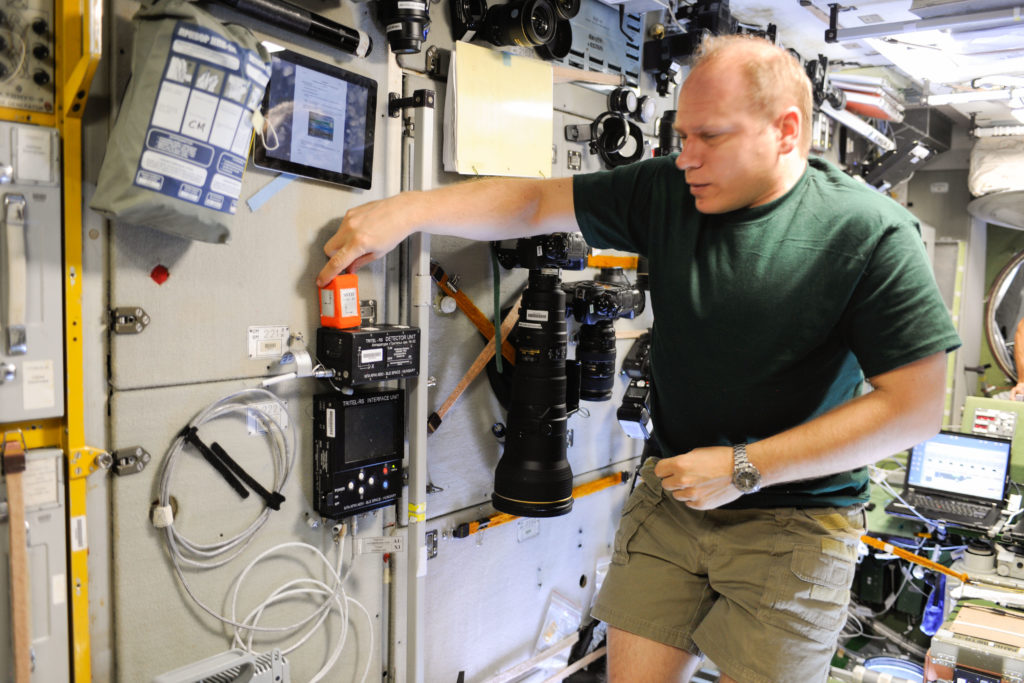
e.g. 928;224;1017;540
56;0;103;678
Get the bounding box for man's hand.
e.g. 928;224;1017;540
316;193;420;287
653;446;739;509
1012;382;1024;400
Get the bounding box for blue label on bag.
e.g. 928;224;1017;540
134;22;270;215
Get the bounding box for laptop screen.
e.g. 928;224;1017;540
906;431;1011;503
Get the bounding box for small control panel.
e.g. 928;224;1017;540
972;408;1017;439
0;2;56;113
313;389;404;518
318;461;403;518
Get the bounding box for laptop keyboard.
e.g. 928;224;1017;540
905;493;991;520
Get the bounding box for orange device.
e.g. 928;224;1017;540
319;273;361;329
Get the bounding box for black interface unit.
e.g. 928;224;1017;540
316;324;420;387
313;389;404;518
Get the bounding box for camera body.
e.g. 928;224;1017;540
617;331;652;439
564;279;645;326
495;232;589;271
618;378;652;439
563;272;645;402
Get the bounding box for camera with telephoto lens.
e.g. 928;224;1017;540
491;233;588;518
617;331;652;439
563;268;645;402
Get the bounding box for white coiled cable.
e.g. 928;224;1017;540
155;388;370;682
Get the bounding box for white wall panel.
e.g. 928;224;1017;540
423;469;631;682
106;1;395;391
109;379;387;682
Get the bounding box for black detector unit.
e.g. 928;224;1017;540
316;324;421;387
313;389;404;518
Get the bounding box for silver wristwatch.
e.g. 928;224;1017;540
732;442;761;494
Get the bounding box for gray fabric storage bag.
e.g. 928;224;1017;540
91;0;271;243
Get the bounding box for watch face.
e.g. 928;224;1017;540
734;469;760;492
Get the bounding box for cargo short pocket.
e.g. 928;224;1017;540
758;543;854;641
610;478;662;566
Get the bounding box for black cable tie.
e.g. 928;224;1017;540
210;441;286;511
183;427;250;500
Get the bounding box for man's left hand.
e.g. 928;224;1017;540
653;446;740;509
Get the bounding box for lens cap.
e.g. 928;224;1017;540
535;19;572;60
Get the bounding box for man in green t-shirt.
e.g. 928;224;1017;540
318;35;959;683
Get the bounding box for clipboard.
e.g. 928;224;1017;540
443;41;553;178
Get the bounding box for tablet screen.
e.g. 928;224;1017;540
253;49;376;189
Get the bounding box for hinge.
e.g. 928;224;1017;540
69;446;112;480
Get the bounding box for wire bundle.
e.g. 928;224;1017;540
154;388;371;682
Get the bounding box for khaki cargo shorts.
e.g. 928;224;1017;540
592;458;865;683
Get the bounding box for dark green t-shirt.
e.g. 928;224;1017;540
573;155;962;508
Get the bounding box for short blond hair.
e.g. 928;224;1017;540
691;34;812;154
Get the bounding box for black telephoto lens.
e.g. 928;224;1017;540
380;0;430;54
492;268;575;517
484;0;557;47
577;320;616;402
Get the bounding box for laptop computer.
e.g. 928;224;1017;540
884;430;1012;530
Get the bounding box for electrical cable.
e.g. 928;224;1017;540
617;5;632;41
229;540;373;683
1006;481;1024;527
663;0;687;35
253;109;281;152
869;468;946;533
154;388;371;681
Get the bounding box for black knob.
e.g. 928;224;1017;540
32;18;48;36
0;37;7;52
33;43;49;60
33;70;50;85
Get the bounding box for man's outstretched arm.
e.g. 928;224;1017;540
316;177;578;286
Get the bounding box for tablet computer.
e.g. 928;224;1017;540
253;49;377;190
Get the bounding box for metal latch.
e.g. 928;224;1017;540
112;447;151;476
388;89;436;118
111;307;150;334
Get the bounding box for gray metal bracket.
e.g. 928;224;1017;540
111;307;150;334
112;447;151;476
388;89;436;118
